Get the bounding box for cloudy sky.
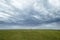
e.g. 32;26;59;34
0;0;60;29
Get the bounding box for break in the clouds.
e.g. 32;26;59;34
0;0;60;29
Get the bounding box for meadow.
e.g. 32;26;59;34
0;29;60;40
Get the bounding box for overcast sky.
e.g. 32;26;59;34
0;0;60;29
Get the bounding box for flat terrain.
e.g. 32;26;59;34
0;29;60;40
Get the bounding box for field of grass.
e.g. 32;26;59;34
0;29;60;40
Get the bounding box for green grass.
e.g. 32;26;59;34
0;29;60;40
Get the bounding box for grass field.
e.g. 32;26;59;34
0;29;60;40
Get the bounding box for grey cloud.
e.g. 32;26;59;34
0;0;60;28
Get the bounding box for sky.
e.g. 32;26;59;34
0;0;60;29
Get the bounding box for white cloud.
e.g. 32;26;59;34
48;0;60;7
10;0;34;10
0;12;11;21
